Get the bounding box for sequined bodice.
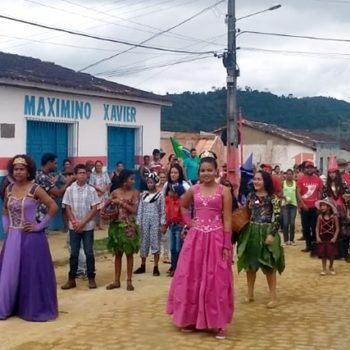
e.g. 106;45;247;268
8;196;38;229
193;184;224;232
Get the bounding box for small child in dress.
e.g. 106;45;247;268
315;198;339;276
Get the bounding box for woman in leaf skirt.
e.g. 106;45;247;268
237;170;285;309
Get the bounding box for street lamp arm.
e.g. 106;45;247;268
237;4;281;21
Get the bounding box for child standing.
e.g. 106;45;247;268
315;198;339;275
163;164;190;277
167;151;233;340
104;169;140;291
61;164;100;289
134;173;167;276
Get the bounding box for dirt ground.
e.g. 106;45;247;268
1;234;350;350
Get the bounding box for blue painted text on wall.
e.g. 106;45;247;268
103;104;136;123
24;95;91;120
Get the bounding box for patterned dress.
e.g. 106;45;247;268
137;191;166;257
316;215;338;258
237;192;285;274
107;198;140;255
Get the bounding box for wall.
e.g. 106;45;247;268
0;85;162;170
241;126;314;169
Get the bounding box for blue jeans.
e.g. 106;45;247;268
69;230;95;279
169;223;183;272
282;205;297;243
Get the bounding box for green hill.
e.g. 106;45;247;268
161;88;350;137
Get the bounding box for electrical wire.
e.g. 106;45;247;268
239;46;350;60
0;14;218;55
238;30;350;43
79;0;225;72
308;0;350;4
104;54;213;77
96;32;226;77
58;0;224;47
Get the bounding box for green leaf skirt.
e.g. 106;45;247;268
107;219;140;255
237;222;285;274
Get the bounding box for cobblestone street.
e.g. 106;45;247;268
1;233;350;350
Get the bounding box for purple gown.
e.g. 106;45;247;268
0;184;58;321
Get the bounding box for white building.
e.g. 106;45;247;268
215;119;350;172
0;51;169;236
0;51;169;173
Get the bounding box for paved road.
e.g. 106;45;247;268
2;237;350;350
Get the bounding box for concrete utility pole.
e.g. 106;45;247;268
223;0;239;186
223;2;281;186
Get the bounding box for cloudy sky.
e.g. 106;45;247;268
1;0;350;101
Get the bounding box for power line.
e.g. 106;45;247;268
239;46;350;60
58;0;224;47
103;54;213;77
79;0;225;72
239;30;350;43
95;32;226;76
308;0;350;4
0;14;218;55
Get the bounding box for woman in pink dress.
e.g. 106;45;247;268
166;151;234;340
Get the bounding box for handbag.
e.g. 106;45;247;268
232;206;251;233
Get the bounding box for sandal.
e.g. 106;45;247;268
106;281;121;290
126;280;134;291
266;300;278;309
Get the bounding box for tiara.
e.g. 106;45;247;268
200;151;216;159
13;157;27;166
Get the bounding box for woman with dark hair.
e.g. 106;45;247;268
110;161;124;193
103;169;140;291
162;163;190;276
322;157;350;260
89;160;111;230
237;170;285;309
281;169;298;246
167;151;233;339
0;155;58;321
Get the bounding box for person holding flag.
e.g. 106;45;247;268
183;148;199;185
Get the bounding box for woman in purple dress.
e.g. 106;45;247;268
0;155;58;321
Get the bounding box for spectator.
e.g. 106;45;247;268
297;161;324;254
61;164;100;290
183;148;199;185
35;153;75;225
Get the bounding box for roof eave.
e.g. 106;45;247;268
0;78;172;107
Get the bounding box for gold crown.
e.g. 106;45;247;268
13;157;28;166
200;150;216;159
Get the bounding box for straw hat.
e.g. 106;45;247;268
315;197;338;215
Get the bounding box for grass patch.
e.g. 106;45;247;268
94;237;108;251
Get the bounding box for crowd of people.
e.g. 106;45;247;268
0;148;349;340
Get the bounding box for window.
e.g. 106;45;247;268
0;124;15;138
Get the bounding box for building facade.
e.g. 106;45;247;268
0;52;169;237
215;119;350;171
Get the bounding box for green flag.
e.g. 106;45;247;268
170;137;189;159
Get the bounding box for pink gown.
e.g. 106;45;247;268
166;184;234;330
